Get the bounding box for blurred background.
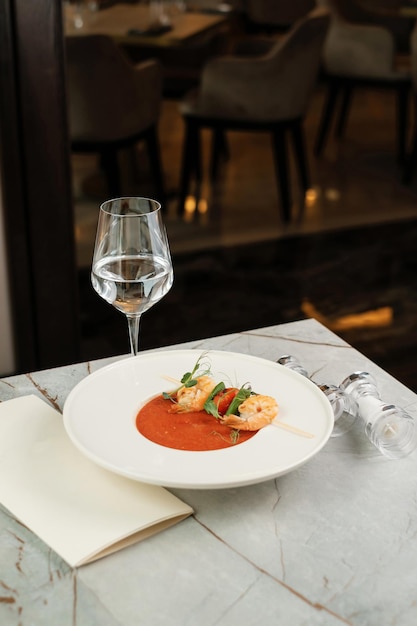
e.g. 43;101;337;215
1;0;417;391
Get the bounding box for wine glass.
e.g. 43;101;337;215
91;197;173;355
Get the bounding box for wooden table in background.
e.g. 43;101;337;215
64;3;230;47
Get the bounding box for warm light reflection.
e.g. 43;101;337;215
325;188;340;202
301;299;393;331
184;195;196;214
305;187;318;207
183;195;196;222
182;195;209;221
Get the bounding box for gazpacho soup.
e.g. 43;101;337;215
135;353;279;451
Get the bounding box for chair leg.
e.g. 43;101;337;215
271;126;291;223
194;123;202;185
314;80;340;157
210;127;229;180
403;121;417;184
178;117;200;214
100;148;121;197
336;84;353;138
144;125;166;207
290;120;310;193
396;83;410;165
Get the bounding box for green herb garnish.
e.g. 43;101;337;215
224;384;253;416
203;382;226;419
163;352;212;401
211;428;240;445
230;429;240;444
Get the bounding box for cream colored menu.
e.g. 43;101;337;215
0;395;192;567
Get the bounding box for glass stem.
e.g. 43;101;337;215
127;315;141;356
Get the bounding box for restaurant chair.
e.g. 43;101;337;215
178;7;330;222
323;0;414;54
65;34;165;202
314;0;412;163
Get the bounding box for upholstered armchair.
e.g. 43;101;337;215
328;0;414;53
66;34;165;201
178;7;330;222
315;0;412;162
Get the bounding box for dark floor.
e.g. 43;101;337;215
73;87;417;393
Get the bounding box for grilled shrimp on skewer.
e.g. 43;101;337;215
170;375;217;413
220;394;278;430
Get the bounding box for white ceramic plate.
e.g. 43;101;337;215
63;350;334;489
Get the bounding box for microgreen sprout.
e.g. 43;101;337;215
230;429;240;444
211;429;240;445
203;382;226;419
224;383;253;416
163;352;212;401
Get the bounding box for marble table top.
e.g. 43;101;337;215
1;318;416;625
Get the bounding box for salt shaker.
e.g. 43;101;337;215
340;371;417;459
277;355;358;437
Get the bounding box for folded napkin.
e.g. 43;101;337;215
0;395;192;567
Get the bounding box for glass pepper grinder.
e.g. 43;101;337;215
277;355;358;437
340;371;417;459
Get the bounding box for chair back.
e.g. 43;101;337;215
320;0;402;79
65;35;162;143
267;7;330;118
200;7;330;120
322;0;413;55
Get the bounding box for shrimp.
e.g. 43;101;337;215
170;375;217;413
220;394;278;431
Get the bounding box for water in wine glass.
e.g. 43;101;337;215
92;253;173;316
91;197;173;355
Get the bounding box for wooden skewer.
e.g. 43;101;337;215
162;375;315;439
272;420;315;439
162;375;182;385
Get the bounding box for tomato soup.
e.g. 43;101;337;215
136;395;257;451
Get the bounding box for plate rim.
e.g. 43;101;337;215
63;349;334;489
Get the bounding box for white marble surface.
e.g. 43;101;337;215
1;318;417;625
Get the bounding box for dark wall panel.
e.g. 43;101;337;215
0;0;79;372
